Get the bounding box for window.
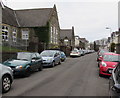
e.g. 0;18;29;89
32;54;37;59
54;53;58;57
35;53;41;59
22;30;29;40
2;26;4;29
64;39;69;46
12;28;17;42
51;26;53;43
2;26;9;41
55;29;58;44
53;26;56;44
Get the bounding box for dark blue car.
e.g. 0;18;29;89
60;51;66;62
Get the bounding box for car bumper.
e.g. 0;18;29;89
70;54;80;57
12;68;27;76
99;66;114;76
42;62;53;66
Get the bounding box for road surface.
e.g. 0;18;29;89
3;53;109;96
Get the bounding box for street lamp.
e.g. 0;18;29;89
106;27;112;52
106;27;112;33
106;27;112;42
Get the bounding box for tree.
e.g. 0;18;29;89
94;41;97;51
110;43;115;52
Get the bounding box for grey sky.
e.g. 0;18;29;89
2;0;119;42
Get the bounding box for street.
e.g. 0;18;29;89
3;53;109;96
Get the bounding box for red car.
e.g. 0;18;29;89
99;52;120;76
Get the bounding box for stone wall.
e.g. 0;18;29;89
1;52;16;63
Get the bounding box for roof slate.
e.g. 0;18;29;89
2;6;53;27
15;8;52;27
2;6;19;27
60;29;73;40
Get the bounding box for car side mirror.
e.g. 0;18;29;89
32;59;36;62
99;56;103;61
113;84;120;93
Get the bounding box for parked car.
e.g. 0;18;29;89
70;50;81;57
97;49;108;62
3;52;43;77
0;63;13;93
79;50;85;56
82;50;87;54
97;52;113;67
109;62;120;97
40;50;61;67
99;53;120;77
60;51;66;62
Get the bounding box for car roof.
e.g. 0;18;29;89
104;52;120;55
18;52;38;53
41;50;57;53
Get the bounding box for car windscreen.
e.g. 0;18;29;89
9;52;32;61
40;51;55;57
103;54;120;62
16;53;32;61
61;52;65;55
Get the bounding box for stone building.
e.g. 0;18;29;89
2;4;60;52
60;27;75;56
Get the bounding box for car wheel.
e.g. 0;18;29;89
58;60;61;65
99;68;103;77
51;62;55;67
2;75;11;93
61;59;64;62
25;68;31;77
99;71;103;77
98;63;100;67
38;64;43;71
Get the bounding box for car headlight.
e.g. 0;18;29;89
101;62;107;67
112;65;116;67
16;65;23;69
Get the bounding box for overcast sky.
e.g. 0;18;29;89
2;0;119;42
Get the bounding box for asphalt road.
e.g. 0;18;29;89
3;53;109;96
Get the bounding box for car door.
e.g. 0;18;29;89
57;52;61;63
35;53;42;69
109;64;120;97
31;53;38;71
54;53;58;64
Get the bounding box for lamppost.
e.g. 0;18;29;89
106;27;112;34
106;27;112;51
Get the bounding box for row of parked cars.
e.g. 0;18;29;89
97;49;120;97
0;50;66;93
70;49;95;57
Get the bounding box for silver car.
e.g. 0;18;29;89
0;63;13;93
40;50;61;67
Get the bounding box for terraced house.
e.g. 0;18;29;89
60;27;75;56
1;4;60;52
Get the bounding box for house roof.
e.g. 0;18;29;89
15;8;52;27
2;6;19;27
2;5;54;27
60;29;74;40
79;38;88;43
